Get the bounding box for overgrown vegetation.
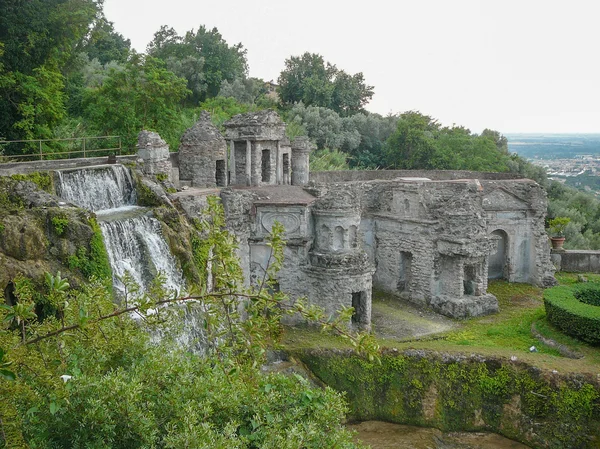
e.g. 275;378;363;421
67;217;111;284
50;214;69;236
298;350;600;449
9;173;54;193
0;197;379;447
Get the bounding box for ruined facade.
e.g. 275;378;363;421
151;110;556;328
178;111;227;188
223;110;291;186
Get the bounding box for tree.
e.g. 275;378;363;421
79;16;131;65
83;54;190;149
285;103;360;151
384;111;440;169
481;128;509;154
0;0;100;143
218;77;268;105
147;25;247;104
278;52;374;116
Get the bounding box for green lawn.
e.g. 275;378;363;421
282;277;600;374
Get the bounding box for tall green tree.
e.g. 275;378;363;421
83;54;190;149
0;0;100;144
147;25;247;104
384;111;440;169
278;52;374;116
79;16;131;65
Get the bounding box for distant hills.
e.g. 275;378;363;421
506;133;600;159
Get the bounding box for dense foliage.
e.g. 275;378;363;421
277;53;373;117
0;198;370;447
544;284;600;344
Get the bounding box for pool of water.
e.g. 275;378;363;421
347;421;530;449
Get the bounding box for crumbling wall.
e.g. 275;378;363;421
481;179;555;287
178;112;227;188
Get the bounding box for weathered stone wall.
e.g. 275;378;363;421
178;112;227;188
356;179;498;317
298;349;600;449
137;131;172;178
481;179;555;287
551;249;600;273
0;155;137;176
310;170;524;183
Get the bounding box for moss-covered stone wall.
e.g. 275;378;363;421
0;175;112;294
297;349;600;449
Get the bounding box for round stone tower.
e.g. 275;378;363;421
306;185;374;330
179;111;227;188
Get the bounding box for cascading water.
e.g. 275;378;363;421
95;208;183;294
54;165;182;295
55;165;137;212
54;164;207;351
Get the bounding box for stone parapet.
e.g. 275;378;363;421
551;249;600;273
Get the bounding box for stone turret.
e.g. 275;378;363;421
291;136;314;186
306;185;374;330
137;131;172;178
179;111;227;188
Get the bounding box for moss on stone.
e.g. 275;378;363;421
296;349;600;449
67;217;112;285
10;172;54;193
152;206;202;285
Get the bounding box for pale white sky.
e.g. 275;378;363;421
104;0;600;134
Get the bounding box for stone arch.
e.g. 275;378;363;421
333;226;344;251
488;229;509;280
318;224;331;250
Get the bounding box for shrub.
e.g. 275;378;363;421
51;215;69;236
573;283;600;307
544;285;600;344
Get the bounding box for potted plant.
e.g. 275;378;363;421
548;217;570;250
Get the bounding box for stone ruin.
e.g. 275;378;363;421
178;111;227;188
138;109;556;329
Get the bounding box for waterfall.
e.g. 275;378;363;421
55;165;183;295
96;209;183;295
55;164;136;212
53;165;208;351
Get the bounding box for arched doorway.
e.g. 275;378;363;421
488;229;508;279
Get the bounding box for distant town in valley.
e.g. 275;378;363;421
507;133;600;194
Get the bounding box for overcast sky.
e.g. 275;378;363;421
104;0;600;134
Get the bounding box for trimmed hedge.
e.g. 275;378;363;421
544;284;600;344
574;282;600;306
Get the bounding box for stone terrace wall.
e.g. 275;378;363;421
552;250;600;273
309;170;524;183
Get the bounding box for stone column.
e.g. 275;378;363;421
229;140;236;185
246;140;252;186
137;130;172;178
253;141;261;186
291;136;314;186
276;140;282;185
